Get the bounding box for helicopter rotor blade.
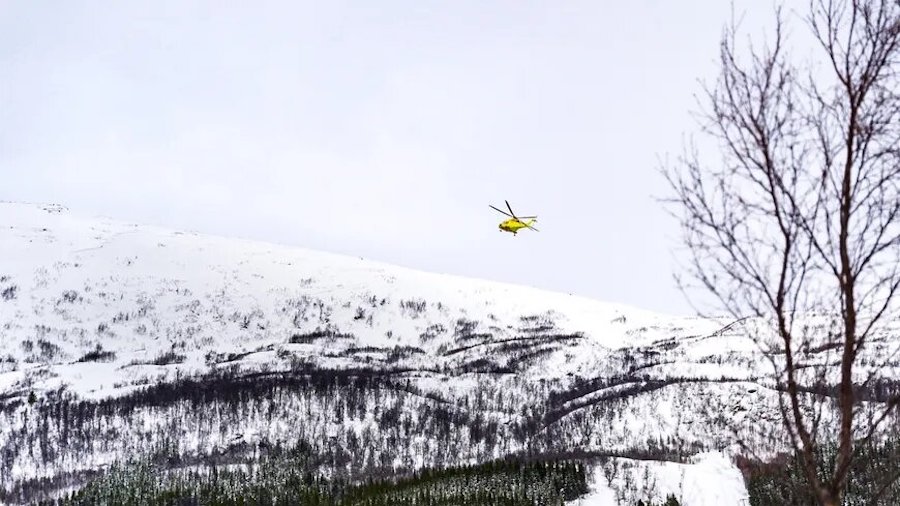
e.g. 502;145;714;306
489;204;513;218
505;200;516;218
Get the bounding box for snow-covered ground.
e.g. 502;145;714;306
569;452;750;506
1;201;897;504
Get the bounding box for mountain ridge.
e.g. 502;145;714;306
1;199;682;317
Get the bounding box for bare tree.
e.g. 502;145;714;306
662;1;900;504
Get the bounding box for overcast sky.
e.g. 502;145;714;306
2;1;782;316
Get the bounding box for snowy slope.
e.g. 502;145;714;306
0;201;724;400
1;201;897;505
569;452;751;506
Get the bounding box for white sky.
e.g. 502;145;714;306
2;1;779;316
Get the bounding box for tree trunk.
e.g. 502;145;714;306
820;486;841;506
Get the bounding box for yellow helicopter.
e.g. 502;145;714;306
490;200;538;235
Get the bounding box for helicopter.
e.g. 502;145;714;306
490;200;538;235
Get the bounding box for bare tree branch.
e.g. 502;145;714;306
662;1;900;503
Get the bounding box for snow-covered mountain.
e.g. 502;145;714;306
0;202;896;505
